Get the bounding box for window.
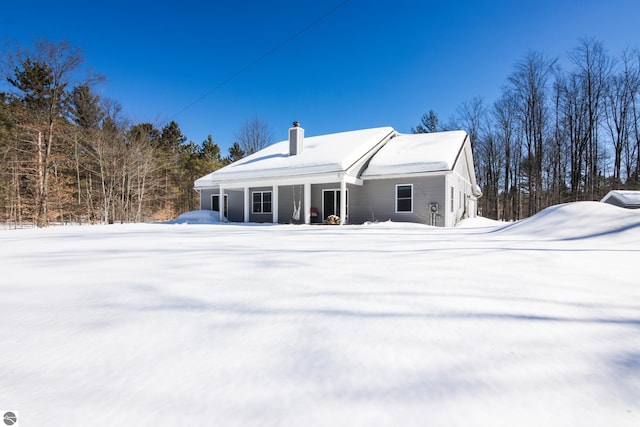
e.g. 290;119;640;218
252;191;272;214
396;184;413;213
451;187;454;212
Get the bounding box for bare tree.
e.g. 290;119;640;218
568;39;613;199
493;92;521;220
548;66;569;207
633;51;640;185
456;98;499;217
604;51;639;186
235;116;273;155
456;97;486;147
508;51;556;215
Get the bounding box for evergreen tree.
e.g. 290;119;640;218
201;135;222;164
69;85;104;129
227;142;245;163
5;40;84;226
412;110;439;133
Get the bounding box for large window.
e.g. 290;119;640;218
252;191;272;214
396;184;413;213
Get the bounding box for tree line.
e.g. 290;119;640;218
0;40;275;227
415;38;640;220
3;38;638;226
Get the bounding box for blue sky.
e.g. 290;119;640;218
2;0;639;151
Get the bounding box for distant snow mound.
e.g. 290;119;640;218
455;217;504;228
493;201;640;240
362;220;432;228
167;210;227;224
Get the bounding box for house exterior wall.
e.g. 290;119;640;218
350;176;447;226
200;178;451;226
200;189;215;210
199;189;244;221
200;185;308;224
446;176;470;227
246;186;272;223
310;183;352;223
226;190;245;222
446;145;477;226
277;185;306;224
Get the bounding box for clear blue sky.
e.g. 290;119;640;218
2;0;639;151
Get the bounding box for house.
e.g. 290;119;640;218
194;123;482;226
601;190;640;209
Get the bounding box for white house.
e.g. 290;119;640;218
194;123;482;226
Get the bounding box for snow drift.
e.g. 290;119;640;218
1;201;639;427
493;201;640;240
166;209;227;224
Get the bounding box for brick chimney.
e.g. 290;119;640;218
289;121;304;156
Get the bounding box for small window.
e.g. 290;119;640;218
252;191;272;214
396;184;413;213
451;187;454;212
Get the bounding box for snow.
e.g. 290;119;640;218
363;130;468;177
1;201;639;426
194;127;395;187
601;190;640;208
165;209;227;224
494;202;640;241
455;215;505;228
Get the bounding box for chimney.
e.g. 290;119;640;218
289;121;304;156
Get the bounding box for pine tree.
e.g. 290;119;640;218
227;142;245;163
5;40;84;226
412;110;439;133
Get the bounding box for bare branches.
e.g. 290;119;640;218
235;116;273;156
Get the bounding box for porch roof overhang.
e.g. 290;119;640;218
361;168;449;181
194;171;362;191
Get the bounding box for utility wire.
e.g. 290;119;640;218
168;0;353;122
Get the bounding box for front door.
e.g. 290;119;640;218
212;194;228;218
322;189;348;221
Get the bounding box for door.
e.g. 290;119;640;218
212;194;228;218
322;189;348;221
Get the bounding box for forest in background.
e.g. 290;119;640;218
0;40;256;226
419;38;640;220
1;38;639;226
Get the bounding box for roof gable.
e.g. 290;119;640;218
362;130;468;177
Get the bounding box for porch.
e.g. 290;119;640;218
199;175;358;225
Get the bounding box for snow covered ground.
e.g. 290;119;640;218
1;201;639;426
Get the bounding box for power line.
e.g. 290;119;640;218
168;0;353;123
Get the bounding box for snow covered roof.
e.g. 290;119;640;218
362;130;468;177
601;190;640;209
194;127;474;189
195;127;396;188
